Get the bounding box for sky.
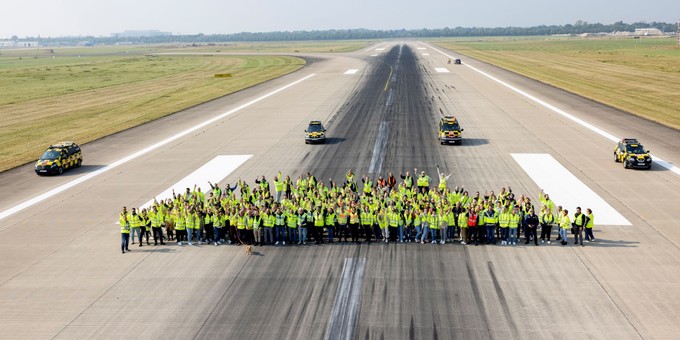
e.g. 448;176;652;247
1;0;678;38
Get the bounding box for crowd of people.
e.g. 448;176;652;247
118;166;596;254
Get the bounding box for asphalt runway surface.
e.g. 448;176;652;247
0;41;679;339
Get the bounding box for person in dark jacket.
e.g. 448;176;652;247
524;208;539;245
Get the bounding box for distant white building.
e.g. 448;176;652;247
0;41;40;48
634;28;665;36
111;30;172;38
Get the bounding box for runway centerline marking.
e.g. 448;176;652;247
425;42;680;176
325;258;366;340
422;53;430;56
344;69;359;75
140;155;251;210
512;153;631;226
0;74;315;222
375;48;385;51
435;67;450;73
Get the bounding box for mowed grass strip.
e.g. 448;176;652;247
434;37;680;130
0;54;304;172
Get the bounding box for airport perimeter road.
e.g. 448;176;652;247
0;42;679;339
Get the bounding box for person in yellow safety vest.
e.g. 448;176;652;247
539;206;555;244
387;208;400;243
214;208;226;245
262;208;276;245
274;208;286;245
325;207;336;243
299;208;310;245
403;209;414;242
119;207;131;253
428;210;440;244
185;209;198;246
584;208;595;242
457;208;468;244
236;210;247;245
313;207;325;244
274;172;284;203
336;208;348;242
559;209;571;246
400;171;414;190
251;210;262;246
149;206;166;246
435;164;453;193
572;207;587;247
360;207;373;243
374;209;386;242
508;206;521;245
554;205;564;242
437;209;448;244
128;207;143;246
482;205;498;244
415;168;431;193
362;176;373;196
173;209;186;245
285;208;297;244
498;206;510;245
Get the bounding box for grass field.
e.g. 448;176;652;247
433;37;680;130
0;48;308;172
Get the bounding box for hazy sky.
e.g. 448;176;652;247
1;0;677;38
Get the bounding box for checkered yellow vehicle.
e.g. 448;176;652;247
438;116;463;145
35;141;83;175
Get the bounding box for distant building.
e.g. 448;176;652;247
634;28;664;36
111;30;172;38
0;41;40;48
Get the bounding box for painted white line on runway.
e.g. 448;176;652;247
0;74;315;222
424;43;680;177
370;54;378;57
325;258;366;340
512;153;631;226
344;69;359;75
435;67;450;73
375;48;385;51
140;155;251;210
422;53;430;56
417;47;427;50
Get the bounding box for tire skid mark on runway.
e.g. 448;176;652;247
325;257;367;340
487;261;519;334
425;43;680;177
0;74;315;222
368;122;389;175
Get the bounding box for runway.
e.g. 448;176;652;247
0;41;679;339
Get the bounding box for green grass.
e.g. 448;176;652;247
0;50;306;172
432;36;680;130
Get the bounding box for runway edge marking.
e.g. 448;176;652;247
424;43;680;177
512;153;631;226
0;74;316;222
139;155;251;210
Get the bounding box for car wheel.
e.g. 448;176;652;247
58;166;64;175
76;159;82;167
458;140;463;145
623;160;628;169
614;153;619;163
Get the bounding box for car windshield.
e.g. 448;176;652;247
441;123;460;132
307;124;324;133
626;145;646;154
40;150;61;160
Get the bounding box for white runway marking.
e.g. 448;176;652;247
422;53;430;56
512;153;631;226
370;54;378;57
325;258;366;340
0;74;315;222
344;69;359;75
140;155;251;209
435;67;450;73
417;47;427;50
425;43;680;177
375;48;385;51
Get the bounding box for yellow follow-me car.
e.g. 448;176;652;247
438;116;464;145
35;141;83;175
305;120;326;144
614;138;652;170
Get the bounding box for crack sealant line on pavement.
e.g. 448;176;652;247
0;74;316;222
424;42;680;177
325;258;366;340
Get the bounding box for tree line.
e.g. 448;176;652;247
11;21;678;45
